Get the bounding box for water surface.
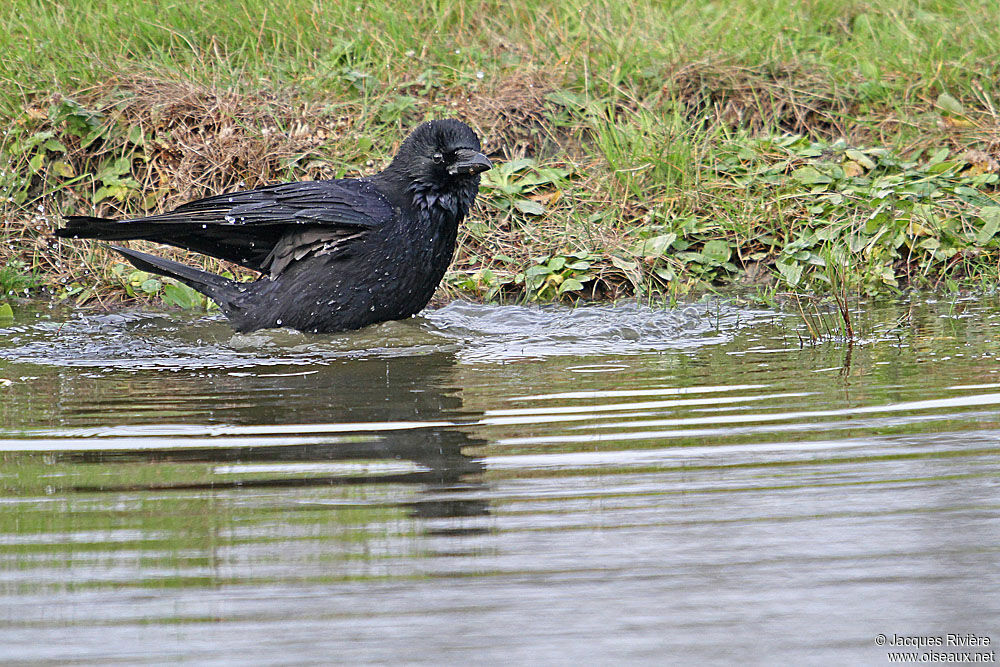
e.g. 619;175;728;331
1;297;998;663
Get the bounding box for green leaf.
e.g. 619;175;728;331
557;278;584;294
127;124;145;146
502;157;537;174
524;265;552;278
844;149;876;170
926;161;958;175
28;153;44;173
162;282;202;309
791;166;832;185
516;171;563;189
525;273;546;290
0;303;13;319
631;233;676;258
880;266;899;287
976;207;1000;245
702;240;731;263
776;260;803;287
654;266;675;281
53;160;75;178
547;256;566;271
672;250;698;261
926;147;949;165
610;255;639;273
513;199;545;215
97;157;132;181
43;138;67;153
26;130;55;146
936;92;965;115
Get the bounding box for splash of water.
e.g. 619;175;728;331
0;300;771;369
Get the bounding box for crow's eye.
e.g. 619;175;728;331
432;152;444;164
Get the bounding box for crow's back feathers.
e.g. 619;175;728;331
58;179;394;272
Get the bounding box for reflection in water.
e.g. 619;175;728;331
1;298;1000;663
57;352;489;523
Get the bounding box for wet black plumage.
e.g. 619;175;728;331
55;119;492;333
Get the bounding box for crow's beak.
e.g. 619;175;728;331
448;149;493;175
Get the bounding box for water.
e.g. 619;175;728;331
1;297;998;664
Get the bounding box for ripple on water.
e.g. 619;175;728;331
0;300;771;369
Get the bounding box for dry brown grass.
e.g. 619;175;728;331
76;75;363;210
661;58;1000;153
663;60;871;142
459;70;559;159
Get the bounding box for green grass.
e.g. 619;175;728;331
2;0;999;309
4;1;993;101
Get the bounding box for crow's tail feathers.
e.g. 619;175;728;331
56;216;153;241
109;245;242;311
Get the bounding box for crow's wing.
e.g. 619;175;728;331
58;178;395;272
260;226;369;278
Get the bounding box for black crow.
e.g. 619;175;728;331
55;119;492;333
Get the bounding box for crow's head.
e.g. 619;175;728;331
388;119;492;194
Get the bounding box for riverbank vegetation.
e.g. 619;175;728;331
2;0;998;312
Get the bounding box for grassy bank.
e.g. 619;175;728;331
2;0;999;311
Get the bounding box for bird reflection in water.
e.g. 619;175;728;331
64;351;491;535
